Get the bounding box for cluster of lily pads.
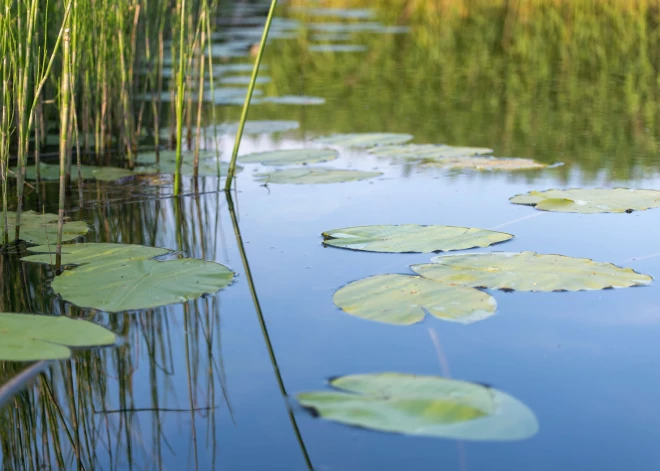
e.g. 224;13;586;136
295;185;660;439
0;213;234;361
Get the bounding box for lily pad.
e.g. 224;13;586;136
255;167;381;184
435;157;547;171
239;148;338;165
0;313;116;361
51;258;234;312
221;75;272;85
264;95;326;105
368;144;493;161
322;225;513;253
412;251;652;292
308;44;368;53
215;120;300;135
0;211;88;246
134;150;237;177
509;188;660;213
291;7;375;19
14;162;134;182
23;242;170;267
314;133;413;148
297;373;538;441
333;274;496;325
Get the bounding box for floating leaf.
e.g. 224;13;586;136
221;75;272;85
314;133;413;148
297;373;538;441
334;274;496;325
323;225;513;253
264;95;326;105
0;313;116;361
239;148;338;165
291;7;375;19
134;150;237;177
368;144;493;161
428;157;547;171
214;120;299;135
23;242;170;267
15;162;134;182
510;188;660;213
412;251;652;292
0;211;88;247
308;44;367;53
255;167;381;184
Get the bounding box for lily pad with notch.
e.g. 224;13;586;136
411;251;652;292
0;313;116;361
509;188;660;213
239;148;338;166
23;242;170;267
255;167;381;184
333;274;496;325
322;224;513;253
0;211;88;247
297;373;538;441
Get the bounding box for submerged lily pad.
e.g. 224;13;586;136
0;313;116;361
412;252;652;292
264;95;326;105
0;211;88;246
333;274;496;325
297;373;538;441
368;144;493;161
215;120;300;135
255;167;381;184
23;242;170;267
314;133;413;148
510;188;660;213
308;44;367;53
322;225;513;253
15;162;134;182
52;258;234;312
239;148;338;165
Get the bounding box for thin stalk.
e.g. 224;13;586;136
193;10;207;178
224;0;278;191
226;193;313;470
173;0;187;195
57;25;71;270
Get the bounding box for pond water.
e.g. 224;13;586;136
3;1;660;470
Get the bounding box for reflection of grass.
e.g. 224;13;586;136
237;0;660;182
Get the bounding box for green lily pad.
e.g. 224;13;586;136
322;225;513;253
428;156;547;171
239;148;338;165
333;274;496;325
314;133;413;148
308;44;368;53
14;162;134;182
412;251;652;292
368;144;493;161
23;242;170;267
0;211;88;247
215;120;300;135
291;7;375;19
51;258;234;312
255;167;381;184
510;188;660;213
221;75;272;85
134;150;237;177
264;95;326;105
0;313;116;361
298;373;538;441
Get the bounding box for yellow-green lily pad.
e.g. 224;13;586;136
510;188;660;213
0;211;88;247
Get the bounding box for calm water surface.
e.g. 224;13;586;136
3;1;660;470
